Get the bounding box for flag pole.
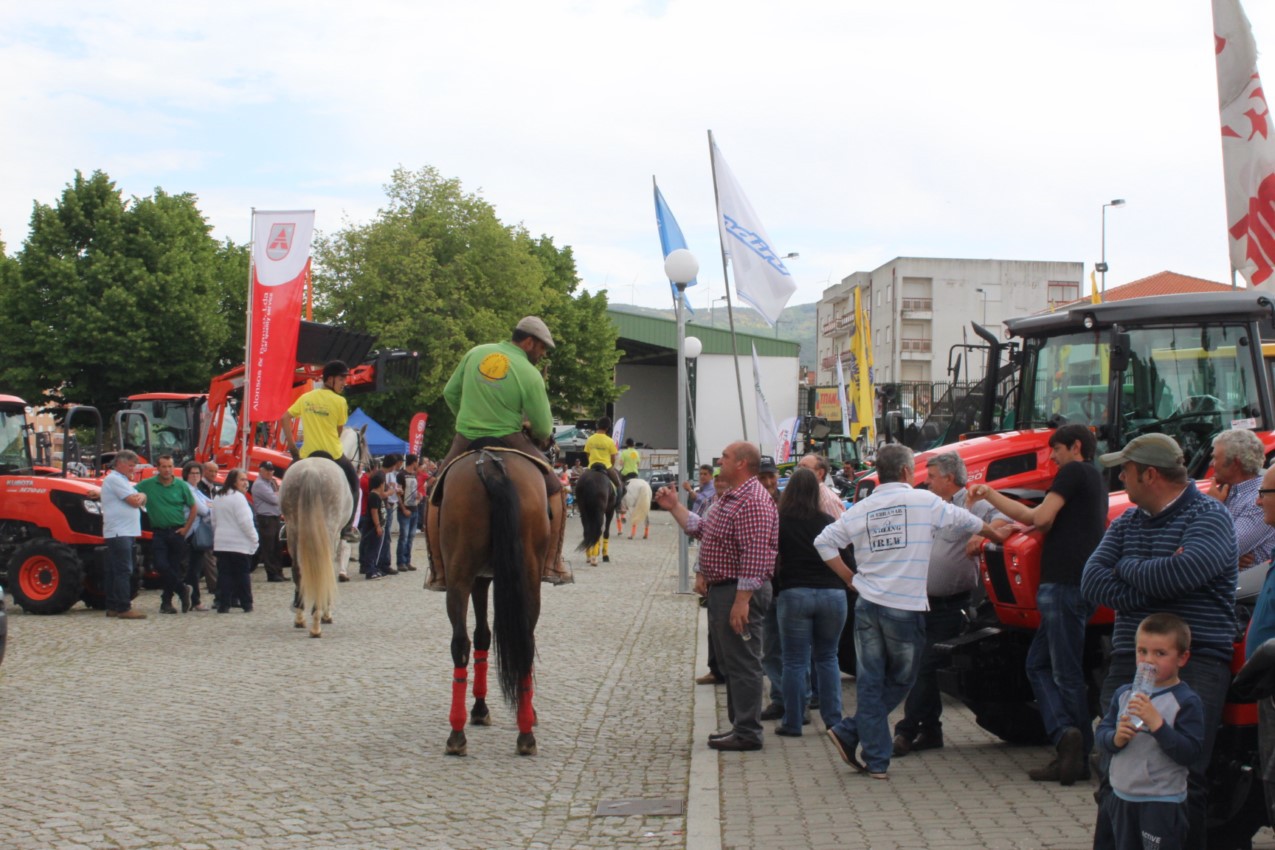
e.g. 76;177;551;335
241;209;256;474
708;129;749;441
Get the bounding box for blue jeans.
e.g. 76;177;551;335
830;597;925;774
1026;582;1094;752
777;587;847;732
396;507;418;567
105;536;135;613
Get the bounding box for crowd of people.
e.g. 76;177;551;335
669;428;1275;850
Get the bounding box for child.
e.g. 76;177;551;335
1095;613;1205;850
359;471;387;579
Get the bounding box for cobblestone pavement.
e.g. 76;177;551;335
6;511;1275;850
1;517;697;850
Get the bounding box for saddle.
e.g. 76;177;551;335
430;441;555;506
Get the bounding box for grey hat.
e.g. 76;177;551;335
258;461;275;472
1098;433;1185;469
515;316;555;349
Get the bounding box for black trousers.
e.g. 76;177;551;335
216;552;253;611
150;527;188;606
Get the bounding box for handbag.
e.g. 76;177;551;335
192;518;214;551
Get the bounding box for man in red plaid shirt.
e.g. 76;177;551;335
656;441;778;751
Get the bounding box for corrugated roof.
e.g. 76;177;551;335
608;310;800;359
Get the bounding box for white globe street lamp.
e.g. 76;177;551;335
665;249;698;594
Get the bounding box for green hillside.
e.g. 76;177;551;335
610;301;818;370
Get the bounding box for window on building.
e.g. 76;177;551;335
1047;281;1080;305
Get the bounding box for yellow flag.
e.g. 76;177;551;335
1090;269;1101;304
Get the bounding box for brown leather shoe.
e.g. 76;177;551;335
695;673;724;685
115;608;147;620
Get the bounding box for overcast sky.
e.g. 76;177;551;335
2;1;1271;313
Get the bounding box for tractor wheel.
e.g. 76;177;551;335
8;539;84;615
968;700;1049;745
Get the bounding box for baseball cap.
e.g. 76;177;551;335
258;461;275;471
1097;433;1185;469
759;456;778;474
515;316;556;349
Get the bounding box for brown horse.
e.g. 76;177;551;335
438;445;546;757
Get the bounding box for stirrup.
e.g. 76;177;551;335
341;525;361;544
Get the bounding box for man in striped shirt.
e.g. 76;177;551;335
1081;433;1238;850
656;441;778;752
814;444;1008;779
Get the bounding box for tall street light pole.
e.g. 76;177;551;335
665;248;699;595
1099;198;1126;295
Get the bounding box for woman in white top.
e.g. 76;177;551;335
182;462;214;611
213;469;259;613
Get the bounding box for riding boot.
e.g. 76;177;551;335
424;500;447;592
542;490;572;586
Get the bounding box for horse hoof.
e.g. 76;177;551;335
294;620;305;629
470;712;492;727
321;614;333;624
516;732;537;756
310;629;322;638
603;555;610;563
446;731;468;756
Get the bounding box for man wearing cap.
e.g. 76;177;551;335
251;461;284;582
1081;433;1238;850
280;360;361;543
426;316;571;590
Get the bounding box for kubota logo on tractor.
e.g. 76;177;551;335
265;223;295;261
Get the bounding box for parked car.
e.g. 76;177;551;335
553;427;591;452
647;470;678;508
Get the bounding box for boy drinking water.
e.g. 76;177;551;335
1095;613;1205;850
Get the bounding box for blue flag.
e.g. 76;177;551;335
654;181;696;313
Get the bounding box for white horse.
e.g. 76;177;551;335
277;425;366;637
619;478;652;540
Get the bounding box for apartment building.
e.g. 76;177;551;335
816;257;1084;386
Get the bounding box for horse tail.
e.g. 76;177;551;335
575;472;605;552
294;465;337;617
475;451;534;706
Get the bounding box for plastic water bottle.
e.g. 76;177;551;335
740;624;752;641
1128;662;1157;730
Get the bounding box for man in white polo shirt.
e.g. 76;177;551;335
815;444;1008;779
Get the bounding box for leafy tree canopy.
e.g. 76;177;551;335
314;166;621;457
0;170;237;416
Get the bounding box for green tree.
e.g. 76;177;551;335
314;166;621;458
0;170;232;414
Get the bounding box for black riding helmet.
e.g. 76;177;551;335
323;360;350;380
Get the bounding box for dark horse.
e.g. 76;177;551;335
438;446;547;757
575;466;617;566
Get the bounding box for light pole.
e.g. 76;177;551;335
1098;198;1126;295
665;248;699;594
975;288;988;325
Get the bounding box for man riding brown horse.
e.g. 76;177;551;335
425;316;572;590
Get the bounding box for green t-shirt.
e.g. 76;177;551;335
443;340;553;440
619;447;641;476
137;475;195;529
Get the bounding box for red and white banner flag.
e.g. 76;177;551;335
409;412;429;456
1214;0;1275;286
247;210;315;420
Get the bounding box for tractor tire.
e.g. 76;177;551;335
8;539;84;615
968;699;1049;745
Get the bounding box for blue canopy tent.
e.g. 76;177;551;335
346;408;409;457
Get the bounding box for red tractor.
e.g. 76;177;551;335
0;396;144;614
853;291;1275;847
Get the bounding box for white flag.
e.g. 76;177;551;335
712;139;798;324
751;343;780;457
834;353;851;437
1215;0;1275;286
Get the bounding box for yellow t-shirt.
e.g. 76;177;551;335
584;433;618;469
287;388;349;459
619;447;641;476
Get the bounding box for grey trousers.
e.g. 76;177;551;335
707;580;772;745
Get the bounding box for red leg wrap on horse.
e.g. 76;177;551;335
473;650;489;700
517;673;535;733
450;668;468;731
